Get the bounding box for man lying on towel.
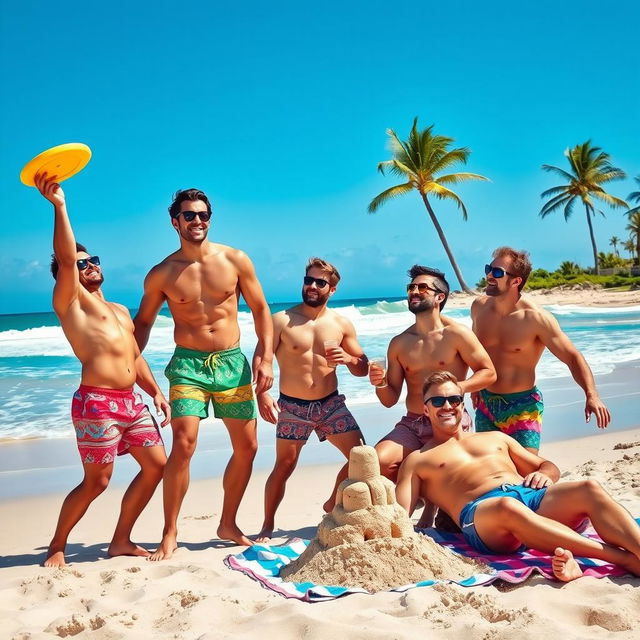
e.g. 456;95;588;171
396;371;640;582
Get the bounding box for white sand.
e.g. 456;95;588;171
1;428;639;639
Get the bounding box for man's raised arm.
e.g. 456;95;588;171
134;267;167;351
35;174;81;314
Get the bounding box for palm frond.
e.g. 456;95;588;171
563;196;576;221
368;182;414;214
541;185;569;199
592;169;626;184
541;164;575;182
540;193;572;218
590;190;629;209
436;172;490;185
427;183;469;220
431;147;470;174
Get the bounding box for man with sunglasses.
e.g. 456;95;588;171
471;247;610;452
369;265;495;513
34;174;170;568
134;188;273;556
396;371;640;583
255;258;368;542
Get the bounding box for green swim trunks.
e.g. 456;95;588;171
165;346;257;420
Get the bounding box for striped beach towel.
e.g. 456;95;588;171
224;519;639;603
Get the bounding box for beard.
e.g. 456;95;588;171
485;283;501;297
407;296;435;315
302;288;329;308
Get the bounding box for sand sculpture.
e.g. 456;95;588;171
317;443;414;548
281;445;488;591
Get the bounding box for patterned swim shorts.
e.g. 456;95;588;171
71;385;163;464
165;346;257;420
380;408;473;450
475;386;544;450
276;391;361;442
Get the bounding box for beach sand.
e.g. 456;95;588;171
1;427;639;640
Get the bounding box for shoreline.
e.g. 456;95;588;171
1;358;638;500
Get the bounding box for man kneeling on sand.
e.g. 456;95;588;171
396;371;640;581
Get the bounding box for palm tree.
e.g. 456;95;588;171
627;175;640;216
627;212;640;265
558;260;581;275
540;141;627;274
622;238;636;261
368;118;489;293
609;235;620;256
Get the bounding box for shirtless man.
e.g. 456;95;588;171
35;174;169;568
134;188;273;557
369;265;496;482
255;258;368;542
396;371;640;582
471;247;611;452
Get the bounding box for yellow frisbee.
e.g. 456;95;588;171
20;143;92;186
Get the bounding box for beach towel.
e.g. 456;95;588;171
224;519;639;602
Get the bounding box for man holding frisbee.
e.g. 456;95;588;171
35;174;170;568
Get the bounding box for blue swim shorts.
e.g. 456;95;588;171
458;483;548;554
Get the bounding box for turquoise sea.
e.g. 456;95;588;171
0;298;639;441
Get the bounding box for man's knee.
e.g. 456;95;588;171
235;437;258;460
580;478;608;501
171;431;198;459
83;471;112;496
492;497;530;523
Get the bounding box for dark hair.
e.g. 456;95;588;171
50;242;88;280
407;265;450;310
422;371;461;398
306;257;341;286
168;188;212;219
492;247;532;292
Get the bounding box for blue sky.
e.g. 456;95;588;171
1;0;638;314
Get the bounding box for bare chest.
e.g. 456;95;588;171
475;311;539;354
164;261;239;307
399;336;461;376
279;320;342;357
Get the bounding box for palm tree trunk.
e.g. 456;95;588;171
420;193;475;294
585;204;599;275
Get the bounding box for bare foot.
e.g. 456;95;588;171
44;549;66;568
217;523;254;547
255;527;274;544
148;533;178;561
108;540;150;558
552;547;584;582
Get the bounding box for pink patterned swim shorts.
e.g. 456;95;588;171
71;385;163;464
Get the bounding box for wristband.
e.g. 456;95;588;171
375;382;388;389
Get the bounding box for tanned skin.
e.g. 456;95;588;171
471;252;611;452
35;174;169;568
255;266;368;542
134;195;273;557
370;273;496;481
396;379;640;582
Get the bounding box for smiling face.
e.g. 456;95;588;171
301;266;335;307
407;275;444;315
171;199;211;244
423;380;464;433
485;256;519;297
76;251;104;290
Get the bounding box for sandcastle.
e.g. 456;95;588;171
281;445;488;591
317;443;414;548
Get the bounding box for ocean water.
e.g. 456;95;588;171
1;299;639;440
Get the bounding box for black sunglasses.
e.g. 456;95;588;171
77;256;100;271
407;282;441;294
485;264;515;278
424;395;464;408
174;210;211;222
303;276;330;288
